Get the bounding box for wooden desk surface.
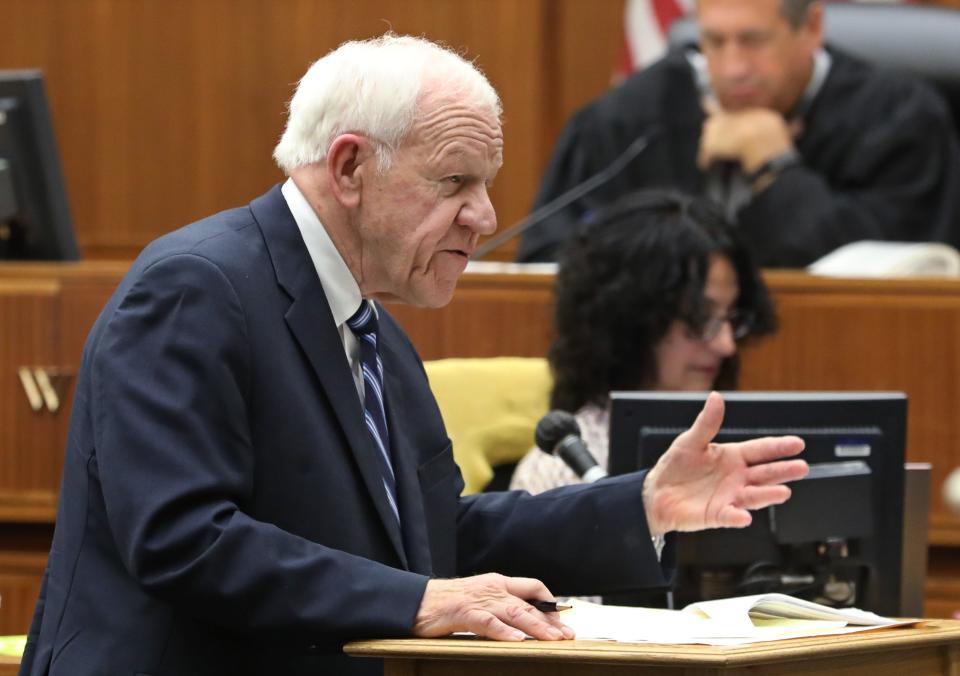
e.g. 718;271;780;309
347;620;960;675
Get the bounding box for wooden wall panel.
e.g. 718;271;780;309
0;0;555;261
0;264;126;523
0;537;49;636
738;274;960;541
387;271;556;359
0;263;126;634
0;282;61;521
552;0;627;143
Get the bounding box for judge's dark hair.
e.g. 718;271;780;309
548;189;777;413
781;0;817;27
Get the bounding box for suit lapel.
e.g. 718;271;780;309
250;186;408;568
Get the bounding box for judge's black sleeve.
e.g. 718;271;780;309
738;64;960;267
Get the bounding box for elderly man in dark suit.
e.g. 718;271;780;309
20;34;806;676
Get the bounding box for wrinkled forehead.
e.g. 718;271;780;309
408;91;504;164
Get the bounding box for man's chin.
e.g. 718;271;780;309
418;282;458;309
381;280;458;309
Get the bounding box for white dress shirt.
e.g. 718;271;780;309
281;178;367;400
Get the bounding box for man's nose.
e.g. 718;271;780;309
458;186;497;236
716;43;753;81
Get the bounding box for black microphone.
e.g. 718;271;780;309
470;127;664;260
534;411;608;484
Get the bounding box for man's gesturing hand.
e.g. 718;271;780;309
642;392;808;536
412;573;576;641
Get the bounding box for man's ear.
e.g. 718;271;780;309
327;134;375;208
803;1;824;47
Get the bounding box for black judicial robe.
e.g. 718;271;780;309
517;47;960;268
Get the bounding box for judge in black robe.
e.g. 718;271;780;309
517;46;960;267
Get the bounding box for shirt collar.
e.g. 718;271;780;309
792;48;831;119
280;178;363;328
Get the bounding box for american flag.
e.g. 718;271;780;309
616;0;697;80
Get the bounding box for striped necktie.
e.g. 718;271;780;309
346;300;400;525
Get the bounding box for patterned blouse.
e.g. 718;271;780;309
510;404;610;494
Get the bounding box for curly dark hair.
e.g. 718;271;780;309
548;189;777;413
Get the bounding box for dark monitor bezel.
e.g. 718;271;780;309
0;69;79;261
608;390;907;615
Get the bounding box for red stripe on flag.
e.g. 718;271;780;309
651;0;687;35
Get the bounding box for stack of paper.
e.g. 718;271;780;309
558;593;918;646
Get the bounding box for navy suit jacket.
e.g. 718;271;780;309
20;186;671;676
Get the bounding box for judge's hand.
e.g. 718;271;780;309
698;104;795;174
413;573;576;641
642;392;808;536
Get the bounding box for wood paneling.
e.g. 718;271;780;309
0;526;52;636
552;0;627;138
0;262;125;633
0;0;572;262
0;262;127;525
386;271;556;359
738;273;960;534
0;282;61;521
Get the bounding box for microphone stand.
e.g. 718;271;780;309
470;128;662;260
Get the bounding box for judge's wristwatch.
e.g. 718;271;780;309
748;148;801;193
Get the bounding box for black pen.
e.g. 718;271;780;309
526;599;572;613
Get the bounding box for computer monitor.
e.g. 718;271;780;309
608;391;907;615
0;69;79;260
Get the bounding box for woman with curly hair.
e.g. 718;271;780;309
510;188;777;494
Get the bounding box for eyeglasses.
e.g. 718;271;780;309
684;309;753;342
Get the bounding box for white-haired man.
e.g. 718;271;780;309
20;35;806;676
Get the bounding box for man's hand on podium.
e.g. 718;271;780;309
413;573;575;641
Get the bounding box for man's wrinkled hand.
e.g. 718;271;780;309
413;573;576;641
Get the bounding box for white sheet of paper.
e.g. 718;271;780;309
557;595;917;646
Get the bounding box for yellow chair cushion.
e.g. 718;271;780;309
0;635;25;657
423;357;551;494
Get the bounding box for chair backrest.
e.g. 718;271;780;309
423;357;551;494
668;3;960;132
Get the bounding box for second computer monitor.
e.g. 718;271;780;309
608;391;907;615
0;69;78;260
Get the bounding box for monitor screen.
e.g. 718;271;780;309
0;69;79;260
608;391;907;615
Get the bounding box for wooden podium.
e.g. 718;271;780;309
346;621;960;675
